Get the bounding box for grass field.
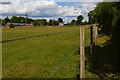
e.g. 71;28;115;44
2;27;97;78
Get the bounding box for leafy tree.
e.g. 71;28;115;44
77;15;83;24
88;10;97;24
41;19;47;26
11;16;20;23
58;18;63;23
33;19;48;26
70;20;77;26
48;19;52;26
88;2;115;35
18;17;25;23
2;20;7;25
33;19;40;26
53;20;59;26
87;2;120;78
10;23;15;28
48;19;59;26
25;17;34;24
28;18;34;24
5;17;10;23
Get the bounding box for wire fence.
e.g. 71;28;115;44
47;47;79;78
1;29;79;43
2;26;98;78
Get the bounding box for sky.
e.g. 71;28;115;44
0;0;100;22
0;0;102;2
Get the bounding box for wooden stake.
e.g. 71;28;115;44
94;25;98;41
90;25;93;55
80;27;85;79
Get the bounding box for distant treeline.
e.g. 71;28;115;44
1;15;89;26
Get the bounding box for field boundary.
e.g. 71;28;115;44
47;47;79;78
1;29;79;43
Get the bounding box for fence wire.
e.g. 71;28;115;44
47;47;79;78
1;29;79;43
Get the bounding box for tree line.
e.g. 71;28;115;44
1;15;86;26
87;2;120;78
1;16;61;26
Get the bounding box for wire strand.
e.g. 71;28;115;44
47;47;79;78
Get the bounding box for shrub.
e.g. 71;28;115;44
10;24;15;28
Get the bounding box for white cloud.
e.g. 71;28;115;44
80;3;96;21
0;0;81;17
0;0;97;22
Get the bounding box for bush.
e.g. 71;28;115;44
10;24;15;28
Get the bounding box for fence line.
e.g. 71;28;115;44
2;25;98;79
1;29;79;43
72;61;79;78
47;47;79;78
79;25;98;79
80;27;85;79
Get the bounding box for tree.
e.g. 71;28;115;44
10;23;15;28
48;19;59;26
88;2;115;35
88;10;97;24
11;16;20;23
28;18;34;24
25;17;34;24
2;20;7;25
41;19;47;26
70;20;77;26
58;18;63;23
48;19;52;26
87;2;120;77
77;15;83;24
33;19;40;26
33;19;48;26
18;17;25;23
5;17;10;23
53;20;59;26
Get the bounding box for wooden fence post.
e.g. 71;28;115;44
90;25;93;55
80;27;85;79
94;25;98;41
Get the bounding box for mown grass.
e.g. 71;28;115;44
2;26;96;78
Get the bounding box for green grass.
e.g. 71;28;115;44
2;27;79;40
2;26;96;78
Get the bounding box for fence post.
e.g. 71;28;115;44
80;27;85;79
90;25;93;55
94;25;98;41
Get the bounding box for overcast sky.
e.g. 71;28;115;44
0;0;99;22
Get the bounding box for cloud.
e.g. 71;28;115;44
80;3;96;21
0;0;97;22
0;0;81;17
